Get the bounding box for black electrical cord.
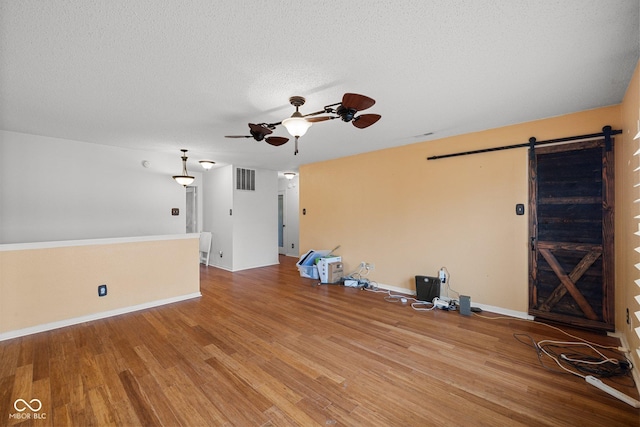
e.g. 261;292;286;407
514;333;635;387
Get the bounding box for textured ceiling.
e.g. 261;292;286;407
0;1;638;173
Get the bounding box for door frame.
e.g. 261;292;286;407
186;186;198;234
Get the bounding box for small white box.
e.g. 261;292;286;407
344;279;359;287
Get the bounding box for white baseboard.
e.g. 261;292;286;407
471;302;533;320
370;281;418;296
370;282;532;319
205;262;280;272
0;292;202;342
230;261;280;272
207;263;232;272
609;330;640;396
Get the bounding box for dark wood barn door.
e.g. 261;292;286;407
528;138;614;331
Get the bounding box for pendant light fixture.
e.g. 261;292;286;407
172;149;195;186
199;160;215;170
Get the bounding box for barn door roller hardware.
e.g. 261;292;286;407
426;126;621;161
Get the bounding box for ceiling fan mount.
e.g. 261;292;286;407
288;96;306;109
226;93;381;154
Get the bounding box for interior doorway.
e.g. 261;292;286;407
186;186;197;233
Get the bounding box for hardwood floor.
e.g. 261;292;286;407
1;255;638;426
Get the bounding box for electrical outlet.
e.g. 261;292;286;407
98;284;107;297
360;262;375;270
219;251;223;258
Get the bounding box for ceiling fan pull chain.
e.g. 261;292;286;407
294;136;299;155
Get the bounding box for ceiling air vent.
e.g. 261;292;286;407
236;168;256;191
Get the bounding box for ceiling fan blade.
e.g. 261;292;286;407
225;135;252;138
342;93;375;112
265;136;289;146
248;123;273;135
352;114;381;129
306;116;334;123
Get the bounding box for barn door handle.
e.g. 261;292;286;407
530;237;536;251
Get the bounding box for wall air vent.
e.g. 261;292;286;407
236;168;256;191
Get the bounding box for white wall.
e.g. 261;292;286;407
202;165;279;271
233;168;279;270
0;130;200;243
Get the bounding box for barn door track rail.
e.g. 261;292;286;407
426;126;621;161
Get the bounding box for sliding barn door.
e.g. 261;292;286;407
528;138;614;331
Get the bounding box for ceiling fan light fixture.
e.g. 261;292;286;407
282;95;312;138
282;113;312;138
173;149;195;187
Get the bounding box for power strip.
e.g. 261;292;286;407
433;297;450;309
585;375;640;408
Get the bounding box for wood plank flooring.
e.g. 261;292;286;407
1;255;638;426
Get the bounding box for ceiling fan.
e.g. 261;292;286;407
224;123;289;147
225;93;381;155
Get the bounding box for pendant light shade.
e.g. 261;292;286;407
199;160;215;170
173;149;195;187
282;113;312;138
281;96;312;155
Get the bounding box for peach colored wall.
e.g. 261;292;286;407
0;236;200;335
617;60;639;370
301;106;621;313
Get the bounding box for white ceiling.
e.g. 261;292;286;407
1;1;638;174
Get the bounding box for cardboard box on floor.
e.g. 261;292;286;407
317;257;343;284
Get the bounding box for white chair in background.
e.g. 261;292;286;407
199;232;212;265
